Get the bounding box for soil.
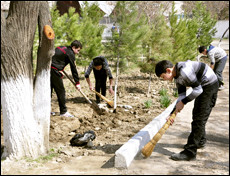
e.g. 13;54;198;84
1;52;229;175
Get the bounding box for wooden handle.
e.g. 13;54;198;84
91;89;114;108
62;70;92;104
141;112;176;157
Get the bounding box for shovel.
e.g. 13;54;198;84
62;70;103;115
91;89;114;108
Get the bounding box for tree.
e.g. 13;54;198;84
169;2;188;63
191;1;217;46
50;2;105;68
139;7;172;96
103;1;148;110
182;1;229;20
1;1;54;159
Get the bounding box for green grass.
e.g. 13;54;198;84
25;148;59;163
159;88;168;96
160;95;171;108
143;99;153;109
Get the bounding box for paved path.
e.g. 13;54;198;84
125;40;229;175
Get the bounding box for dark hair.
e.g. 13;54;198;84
71;40;82;49
198;46;206;53
155;60;173;77
93;56;104;66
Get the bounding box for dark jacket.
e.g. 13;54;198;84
51;46;80;84
84;56;113;79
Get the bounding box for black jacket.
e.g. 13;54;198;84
51;46;80;84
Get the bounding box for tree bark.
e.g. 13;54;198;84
1;1;54;159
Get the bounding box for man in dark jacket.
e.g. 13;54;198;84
51;40;82;117
85;56;114;104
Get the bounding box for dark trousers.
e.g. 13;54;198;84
184;81;219;157
51;68;67;114
93;68;107;101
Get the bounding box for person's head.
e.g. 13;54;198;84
71;40;82;54
93;57;104;70
155;60;174;81
198;46;207;55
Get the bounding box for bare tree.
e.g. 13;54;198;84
137;1;172;24
1;1;54;159
182;1;229;20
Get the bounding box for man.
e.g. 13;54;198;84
85;56;114;104
51;40;82;117
198;45;228;90
155;60;218;161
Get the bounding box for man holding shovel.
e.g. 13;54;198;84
50;40;82;117
85;56;114;104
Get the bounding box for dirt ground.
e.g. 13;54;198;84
1;50;229;175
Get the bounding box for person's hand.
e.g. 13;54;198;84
89;85;93;91
166;115;175;125
175;101;184;115
76;84;81;90
109;87;114;95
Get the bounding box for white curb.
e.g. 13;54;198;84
114;88;192;169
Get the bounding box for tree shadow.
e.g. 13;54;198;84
66;97;96;104
120;75;149;81
206;133;229;144
125;87;146;94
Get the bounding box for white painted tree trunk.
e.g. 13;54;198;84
114;57;120;111
1;1;54;160
33;70;51;154
1;76;42;159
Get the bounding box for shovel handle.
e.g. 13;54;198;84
91;89;114;107
62;70;92;104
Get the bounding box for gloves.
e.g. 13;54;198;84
76;83;81;90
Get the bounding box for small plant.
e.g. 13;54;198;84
159;88;168;96
173;88;178;97
160;95;171;108
144;99;153;109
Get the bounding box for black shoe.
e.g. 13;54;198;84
96;99;101;104
170;151;196;161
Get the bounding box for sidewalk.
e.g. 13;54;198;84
126;45;229;174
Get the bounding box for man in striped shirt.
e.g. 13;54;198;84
85;56;114;104
198;45;228;90
155;60;219;161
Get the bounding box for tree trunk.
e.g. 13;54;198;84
147;72;152;97
1;2;54;159
113;57;120;111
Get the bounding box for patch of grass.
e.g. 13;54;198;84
25;148;59;163
143;99;153;109
159;88;168;96
160;95;171;108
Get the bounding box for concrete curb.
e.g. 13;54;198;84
114;88;192;169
